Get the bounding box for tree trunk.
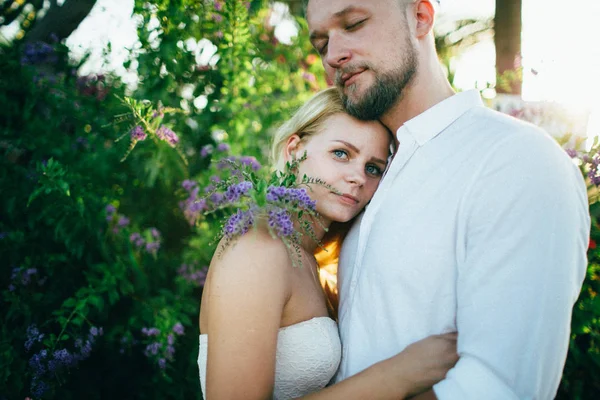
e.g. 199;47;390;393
24;0;97;43
494;0;522;95
280;0;305;16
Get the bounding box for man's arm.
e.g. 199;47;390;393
432;131;590;399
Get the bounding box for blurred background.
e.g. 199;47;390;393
1;1;599;399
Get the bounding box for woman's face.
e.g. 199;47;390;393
289;113;390;225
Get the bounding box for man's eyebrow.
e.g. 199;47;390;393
333;140;387;166
309;6;366;42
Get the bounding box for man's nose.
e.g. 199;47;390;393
324;34;352;70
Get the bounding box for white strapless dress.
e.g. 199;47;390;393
198;317;341;399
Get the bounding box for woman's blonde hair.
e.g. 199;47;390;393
270;87;345;171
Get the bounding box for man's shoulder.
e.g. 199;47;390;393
462;106;566;157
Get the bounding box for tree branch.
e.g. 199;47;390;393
23;0;97;43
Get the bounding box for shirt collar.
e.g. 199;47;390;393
398;89;484;146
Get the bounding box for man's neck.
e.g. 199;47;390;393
380;66;455;134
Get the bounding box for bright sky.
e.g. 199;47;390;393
7;0;599;137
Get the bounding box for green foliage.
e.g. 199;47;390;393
0;0;325;398
556;140;600;399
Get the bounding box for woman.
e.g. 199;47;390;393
198;88;457;399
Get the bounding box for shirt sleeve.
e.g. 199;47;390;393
433;128;590;400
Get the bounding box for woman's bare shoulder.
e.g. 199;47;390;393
211;227;294;276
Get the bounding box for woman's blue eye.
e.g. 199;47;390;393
333;149;348;159
366;164;382;176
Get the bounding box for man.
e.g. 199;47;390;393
306;0;590;399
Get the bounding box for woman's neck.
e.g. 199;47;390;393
297;214;330;254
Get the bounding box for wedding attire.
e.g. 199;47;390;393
198;316;341;399
335;90;590;399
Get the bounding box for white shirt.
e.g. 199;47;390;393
335;90;590;399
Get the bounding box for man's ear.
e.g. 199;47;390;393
283;133;303;163
412;0;435;39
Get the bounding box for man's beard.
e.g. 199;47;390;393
337;49;417;121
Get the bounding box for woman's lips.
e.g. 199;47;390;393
337;193;359;205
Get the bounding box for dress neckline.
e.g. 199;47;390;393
199;316;334;337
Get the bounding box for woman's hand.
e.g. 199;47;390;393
379;333;459;398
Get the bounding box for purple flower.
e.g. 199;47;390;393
130;232;145;248
144;342;162;357
158;358;166;369
209;192;225;206
53;348;74;367
31;378;50;398
224;181;253;203
217;143;230;152
156;125;179;147
200;144;213;158
166;344;175;358
25;325;45;352
268;207;294;237
223;208;255;237
117;216;130;227
182;179;197;191
142;327;161;337
130;125;147;141
105;204;116;215
145;241;160;255
173;322;185;336
29;350;48;375
214;1;223;11
178;264;208;287
150;228;160;239
239;156;261;171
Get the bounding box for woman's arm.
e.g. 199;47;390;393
204;230;292;400
301;333;458;400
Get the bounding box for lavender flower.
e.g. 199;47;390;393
150;228;161;239
224;181;253;203
144;342;162;356
53;349;74;368
117;216;130;227
217;143;230;152
158;358;167;369
172;322;185;336
156;125;179;147
28;350;48;375
145;241;160;255
31;378;50;398
182;179;197;191
268;207;294;237
239;156;261;171
142;327;161;337
130;232;145;248
130;125;147;141
223;209;255;237
200;144;213;158
25;325;45;352
266;186;316;211
178;264;208;287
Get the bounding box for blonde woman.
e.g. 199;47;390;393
198;88;458;399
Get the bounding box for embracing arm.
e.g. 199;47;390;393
432;132;590;399
204;229;458;400
204;231;292;400
301;333;458;400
